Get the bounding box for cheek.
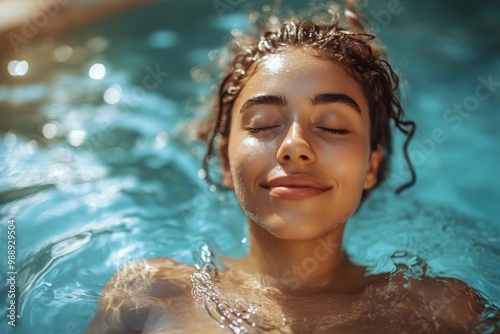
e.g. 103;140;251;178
323;140;371;185
227;137;271;214
228;137;267;190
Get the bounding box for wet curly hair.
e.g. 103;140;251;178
198;1;416;195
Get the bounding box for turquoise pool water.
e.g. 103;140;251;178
1;0;499;332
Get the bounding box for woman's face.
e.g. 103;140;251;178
224;48;382;240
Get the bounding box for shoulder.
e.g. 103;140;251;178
389;273;485;324
102;257;194;298
86;258;195;334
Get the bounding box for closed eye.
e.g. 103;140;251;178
317;127;349;135
247;126;281;134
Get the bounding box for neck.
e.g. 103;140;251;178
240;220;346;290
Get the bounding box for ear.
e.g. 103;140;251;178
218;137;234;189
363;144;383;190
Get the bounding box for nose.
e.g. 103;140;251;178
276;122;316;165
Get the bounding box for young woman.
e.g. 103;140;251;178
85;2;486;333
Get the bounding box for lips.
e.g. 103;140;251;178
261;174;331;200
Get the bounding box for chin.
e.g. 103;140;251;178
254;213;346;241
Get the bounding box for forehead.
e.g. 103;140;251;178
235;48;369;112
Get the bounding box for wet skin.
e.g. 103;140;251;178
85;258;484;334
219;48;383;286
225;48;382;242
85;49;486;333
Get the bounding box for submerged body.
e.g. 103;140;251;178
85;257;483;334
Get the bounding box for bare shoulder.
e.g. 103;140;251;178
388;273;485;323
85;258;195;334
102;258;194;298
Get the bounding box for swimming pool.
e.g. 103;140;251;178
1;0;499;332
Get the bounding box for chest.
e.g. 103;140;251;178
142;287;398;334
141;302;439;334
142;276;468;334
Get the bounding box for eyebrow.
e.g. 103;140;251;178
240;94;286;112
239;93;362;114
311;93;362;114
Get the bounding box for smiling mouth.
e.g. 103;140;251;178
261;174;331;200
